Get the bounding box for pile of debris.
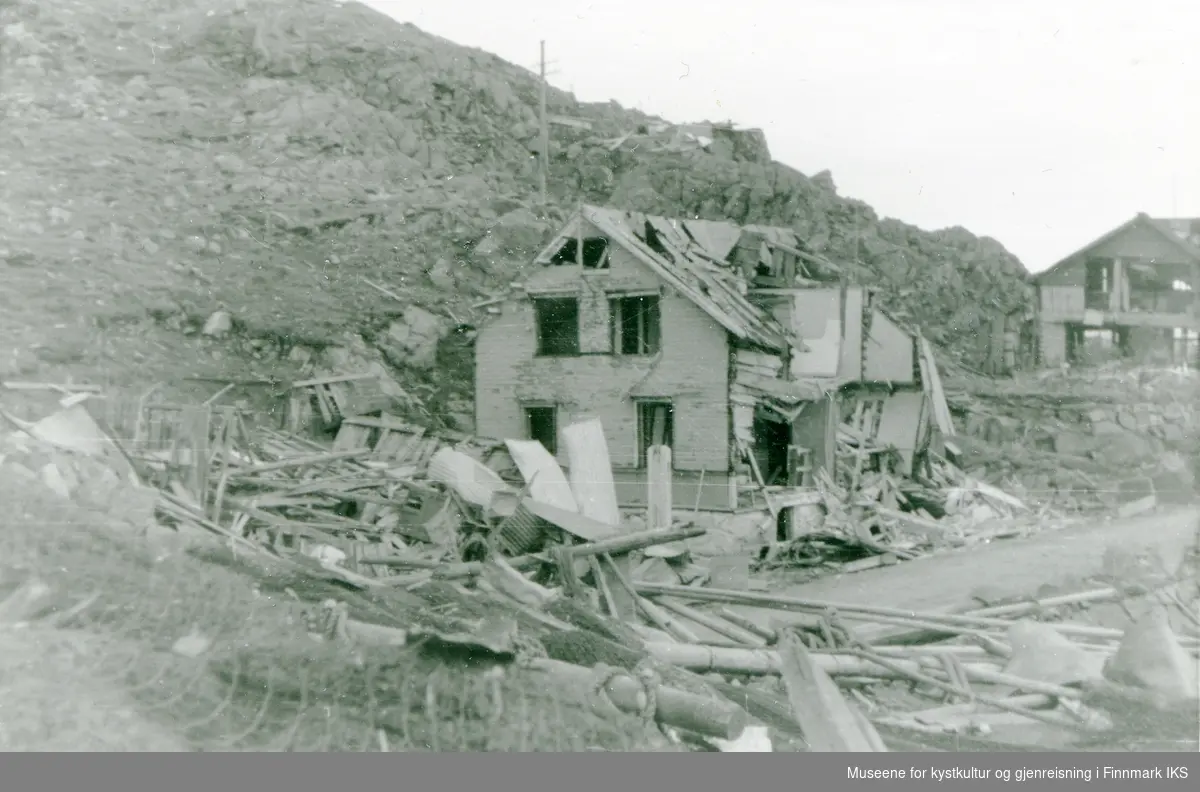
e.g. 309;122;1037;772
2;376;1196;751
758;396;1038;575
0;373;1046;593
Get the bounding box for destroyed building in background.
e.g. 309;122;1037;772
474;205;957;523
1035;213;1200;367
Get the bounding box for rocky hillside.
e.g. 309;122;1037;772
1;0;1032;418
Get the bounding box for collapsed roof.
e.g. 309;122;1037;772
540;205;840;353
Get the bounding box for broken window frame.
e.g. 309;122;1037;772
635;399;675;469
533;296;581;357
609;293;662;355
547;235;611;269
523;403;559;455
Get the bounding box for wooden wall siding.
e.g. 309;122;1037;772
1040;321;1068;366
1040;285;1086;320
475;240;732;473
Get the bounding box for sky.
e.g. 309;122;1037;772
361;0;1199;273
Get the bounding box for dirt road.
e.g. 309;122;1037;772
730;507;1199;633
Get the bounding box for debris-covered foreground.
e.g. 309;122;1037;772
0;380;1197;751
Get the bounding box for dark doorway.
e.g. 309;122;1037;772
636;401;674;468
752;415;791;486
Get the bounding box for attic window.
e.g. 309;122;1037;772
548;236;610;269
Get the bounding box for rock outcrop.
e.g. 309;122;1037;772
2;0;1033;404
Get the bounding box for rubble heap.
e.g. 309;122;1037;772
3;377;1196;751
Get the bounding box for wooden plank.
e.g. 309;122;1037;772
183;407;211;509
292;372;378;388
568;526;705;559
342;414;422;433
232;449;373;476
918;335;955;437
332;423;372;452
311;386;334;424
777;629;882;751
324;383;350;416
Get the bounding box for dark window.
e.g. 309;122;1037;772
534;297;580;356
636;401;674;469
610;295;661;355
525;406;558;455
1084;258;1113;310
549;236;610;269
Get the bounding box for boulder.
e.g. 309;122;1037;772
1104;608;1199;705
380;306;447;369
201;310;233;337
472;207;548;265
1003;621;1106;687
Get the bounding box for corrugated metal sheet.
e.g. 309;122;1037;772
493;499;547;556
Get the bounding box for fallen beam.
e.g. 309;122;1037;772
568;526;705;559
642;642;1083;699
633;582;1200;648
231;449;373;477
656;597;766;647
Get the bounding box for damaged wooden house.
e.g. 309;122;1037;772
474;204;955;515
1034;213;1200;366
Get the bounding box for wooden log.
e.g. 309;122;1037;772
962;586;1136;619
849;644;1088;730
656;598;766;647
569;526;705;559
524;657;748;741
715;607;778;642
641;642;1083;699
632;582;1200;647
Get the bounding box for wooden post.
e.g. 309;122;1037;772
538;41;548;209
646;445;672;530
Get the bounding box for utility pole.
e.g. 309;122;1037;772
538;40;549;211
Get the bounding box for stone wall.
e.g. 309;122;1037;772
948;368;1200;509
962;397;1196;462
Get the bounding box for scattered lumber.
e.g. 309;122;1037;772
5;381;1196;753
